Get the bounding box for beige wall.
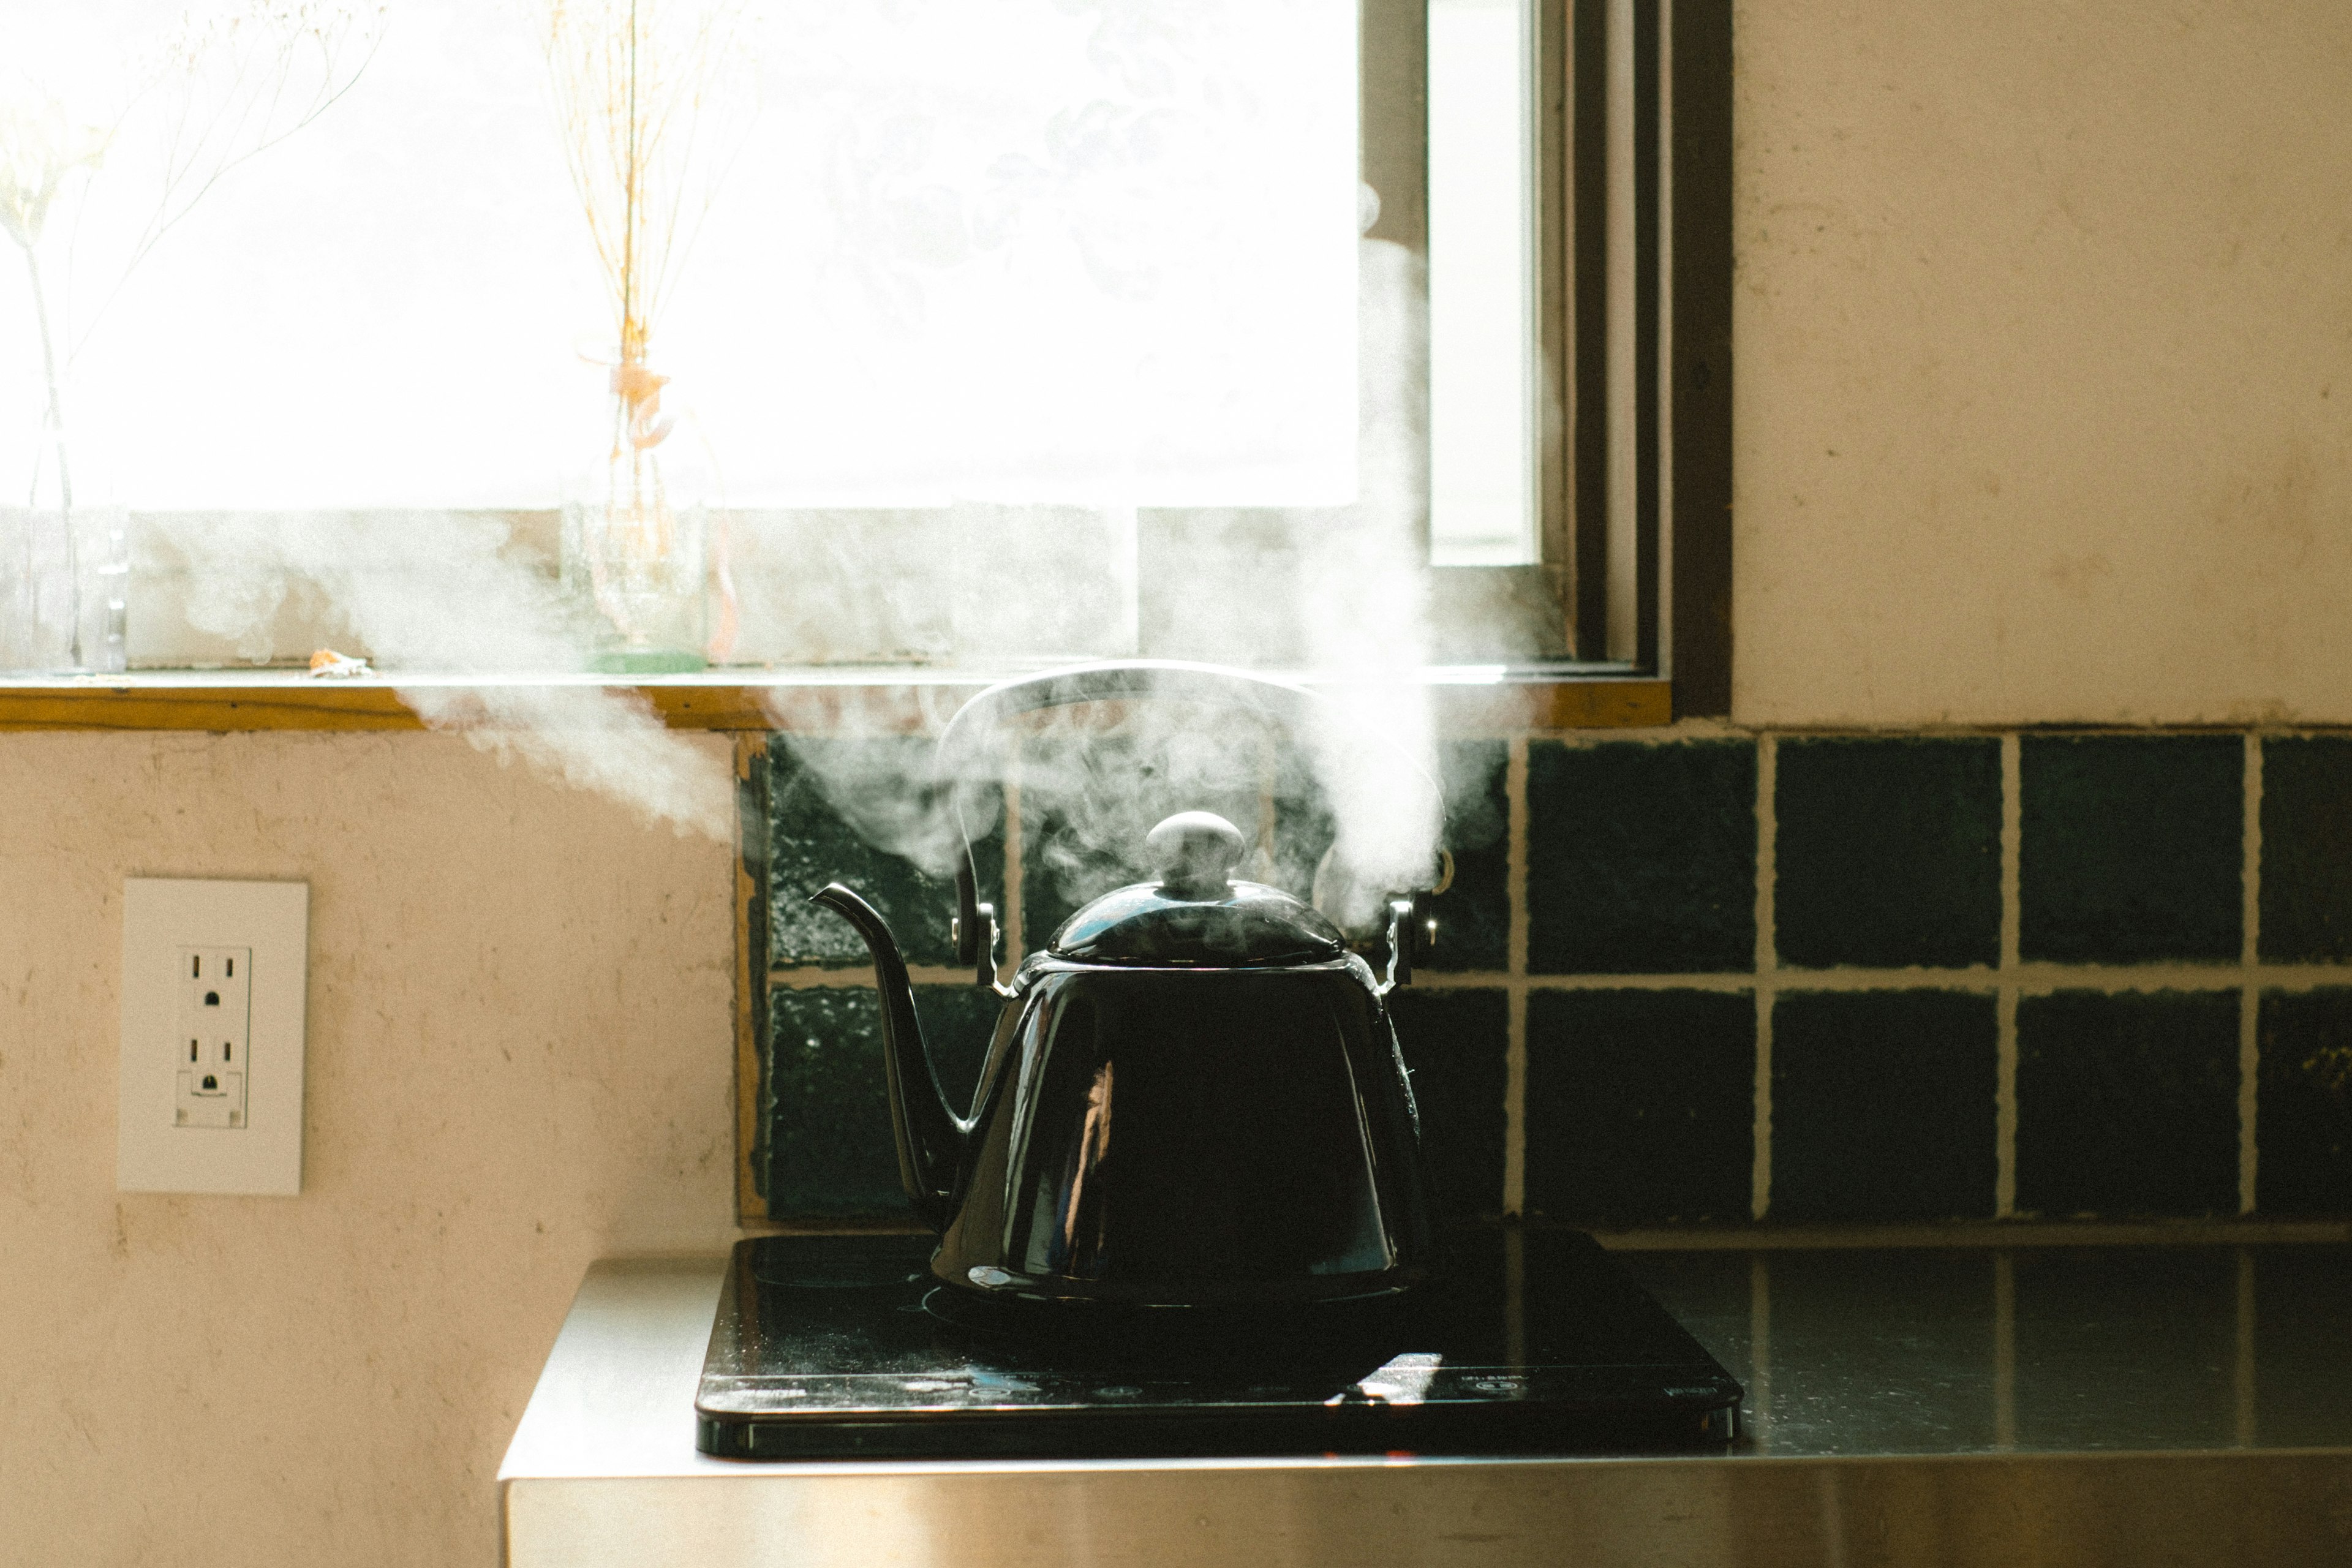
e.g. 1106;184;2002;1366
0;733;739;1567
1733;0;2352;727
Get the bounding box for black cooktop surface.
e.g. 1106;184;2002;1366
696;1230;1742;1460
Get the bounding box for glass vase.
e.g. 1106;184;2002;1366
560;363;708;674
1;398;129;674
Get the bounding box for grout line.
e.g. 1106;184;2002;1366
1997;733;2022;1218
2241;733;2261;1215
1503;735;1532;1219
1752;735;1776;1221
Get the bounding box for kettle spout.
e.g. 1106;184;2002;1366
808;883;964;1231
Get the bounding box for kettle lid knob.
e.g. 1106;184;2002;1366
1147;812;1246;899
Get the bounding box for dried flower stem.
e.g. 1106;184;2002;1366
540;0;747;643
77;3;385;363
541;0;745;386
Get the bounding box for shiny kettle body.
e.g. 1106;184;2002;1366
812;662;1446;1312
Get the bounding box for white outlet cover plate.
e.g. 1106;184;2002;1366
119;878;309;1196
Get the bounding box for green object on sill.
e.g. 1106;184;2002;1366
590;649;708;674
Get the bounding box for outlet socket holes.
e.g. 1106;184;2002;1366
175;946;251;1130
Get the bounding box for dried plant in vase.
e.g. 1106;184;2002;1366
540;0;751;673
0;2;379;673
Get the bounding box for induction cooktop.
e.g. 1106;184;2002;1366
696;1229;1742;1460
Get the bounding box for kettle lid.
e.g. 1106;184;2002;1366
1047;812;1348;967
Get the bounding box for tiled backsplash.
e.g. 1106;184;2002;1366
745;728;2352;1230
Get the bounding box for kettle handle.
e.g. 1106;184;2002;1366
932;661;1448;957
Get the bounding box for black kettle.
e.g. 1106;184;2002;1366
812;662;1446;1311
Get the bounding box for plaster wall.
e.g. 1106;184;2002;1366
1733;0;2352;726
0;731;738;1567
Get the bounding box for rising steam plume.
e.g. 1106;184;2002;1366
51;2;1455;894
771;238;1450;932
163;510;736;841
147;241;1441;878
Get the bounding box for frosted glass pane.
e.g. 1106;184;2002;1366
1426;0;1537;567
0;0;1358;510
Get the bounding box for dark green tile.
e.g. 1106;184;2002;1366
1387;988;1508;1220
2016;990;2239;1218
1525;989;1755;1225
767;737;1002;970
2019;735;2242;963
2256;990;2352;1215
763;984;1004;1220
2260;738;2352;962
1774;739;2000;969
1527;741;1757;974
764;987;905;1220
1770;990;1997;1222
1424;741;1510;972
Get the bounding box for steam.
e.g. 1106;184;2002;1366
1296;236;1438;912
160;510;735;840
138;254;1439;895
774;238;1447;933
17;0;1450;881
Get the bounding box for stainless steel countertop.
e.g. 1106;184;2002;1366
1627;1245;2352;1457
500;1243;2352;1568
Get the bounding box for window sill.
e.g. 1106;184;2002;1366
0;666;1668;734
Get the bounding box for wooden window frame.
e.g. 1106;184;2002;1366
1373;0;1732;711
0;0;1728;725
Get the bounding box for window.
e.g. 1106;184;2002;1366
4;0;1728;707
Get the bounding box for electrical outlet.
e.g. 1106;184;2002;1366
174;947;251;1129
119;880;308;1196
